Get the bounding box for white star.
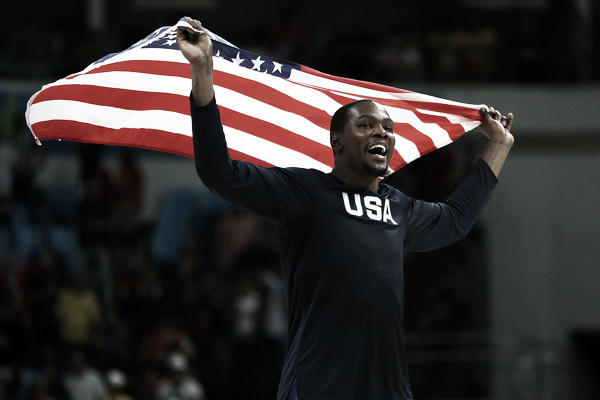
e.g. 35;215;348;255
231;52;245;66
164;39;176;47
272;61;283;74
215;49;221;57
251;55;265;71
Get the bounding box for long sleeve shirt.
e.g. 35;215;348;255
191;96;498;400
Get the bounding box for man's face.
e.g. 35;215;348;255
333;101;395;178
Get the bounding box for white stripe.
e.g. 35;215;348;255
393;134;421;165
416;108;483;132
458;120;481;133
386;107;451;147
27;100;192;137
224;126;331;171
289;69;400;100
390;91;485;109
44;71;192;96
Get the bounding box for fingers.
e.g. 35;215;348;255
505;112;514;131
482;106;514;131
178;17;205;43
186;17;204;32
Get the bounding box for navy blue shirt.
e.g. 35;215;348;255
191;97;498;400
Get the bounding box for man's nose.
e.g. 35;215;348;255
373;125;388;137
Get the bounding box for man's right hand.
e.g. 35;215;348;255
177;17;214;106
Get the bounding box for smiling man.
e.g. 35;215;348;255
330;99;396;190
177;18;514;400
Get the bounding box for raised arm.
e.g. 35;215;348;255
478;107;515;177
176;17;214;106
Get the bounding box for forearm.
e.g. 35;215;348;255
177;17;215;107
190;57;214;107
191;96;234;189
406;159;497;251
480;136;513;178
478;107;514;177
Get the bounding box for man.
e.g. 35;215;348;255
176;17;514;400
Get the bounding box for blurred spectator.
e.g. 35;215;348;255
22;249;66;355
0;128;16;224
27;360;68;400
140;315;196;374
373;34;424;83
104;369;133;400
0;250;27;366
426;10;498;82
76;148;144;252
226;245;285;399
62;351;107;400
76;164;113;249
214;209;261;272
155;352;205;400
104;151;144;245
54;269;102;350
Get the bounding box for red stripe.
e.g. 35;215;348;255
300;65;413;94
32;119;195;158
394;122;435;156
229;149;274;168
408;101;482;122
69;60;191;79
31;84;190;114
389;156;408;172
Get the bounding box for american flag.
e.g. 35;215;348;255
25;17;485;173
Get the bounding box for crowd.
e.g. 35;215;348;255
0;120;289;399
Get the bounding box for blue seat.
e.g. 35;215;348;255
0;225;9;257
150;189;203;264
47;225;81;273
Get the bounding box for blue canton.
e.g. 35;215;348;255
142;26;300;79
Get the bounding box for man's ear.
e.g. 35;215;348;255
330;132;342;152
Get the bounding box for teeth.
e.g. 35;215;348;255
368;144;387;155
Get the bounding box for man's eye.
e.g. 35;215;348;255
360;123;372;128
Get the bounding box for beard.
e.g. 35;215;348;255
362;158;389;178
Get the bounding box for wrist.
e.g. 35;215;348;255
190;54;213;74
490;137;514;149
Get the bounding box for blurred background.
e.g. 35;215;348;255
1;0;599;399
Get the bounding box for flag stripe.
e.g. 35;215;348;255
31;84;189;113
28;100;191;135
31;120;193;156
68;60;190;80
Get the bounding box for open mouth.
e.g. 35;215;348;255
367;144;388;161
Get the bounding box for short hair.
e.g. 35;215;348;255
330;99;376;134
